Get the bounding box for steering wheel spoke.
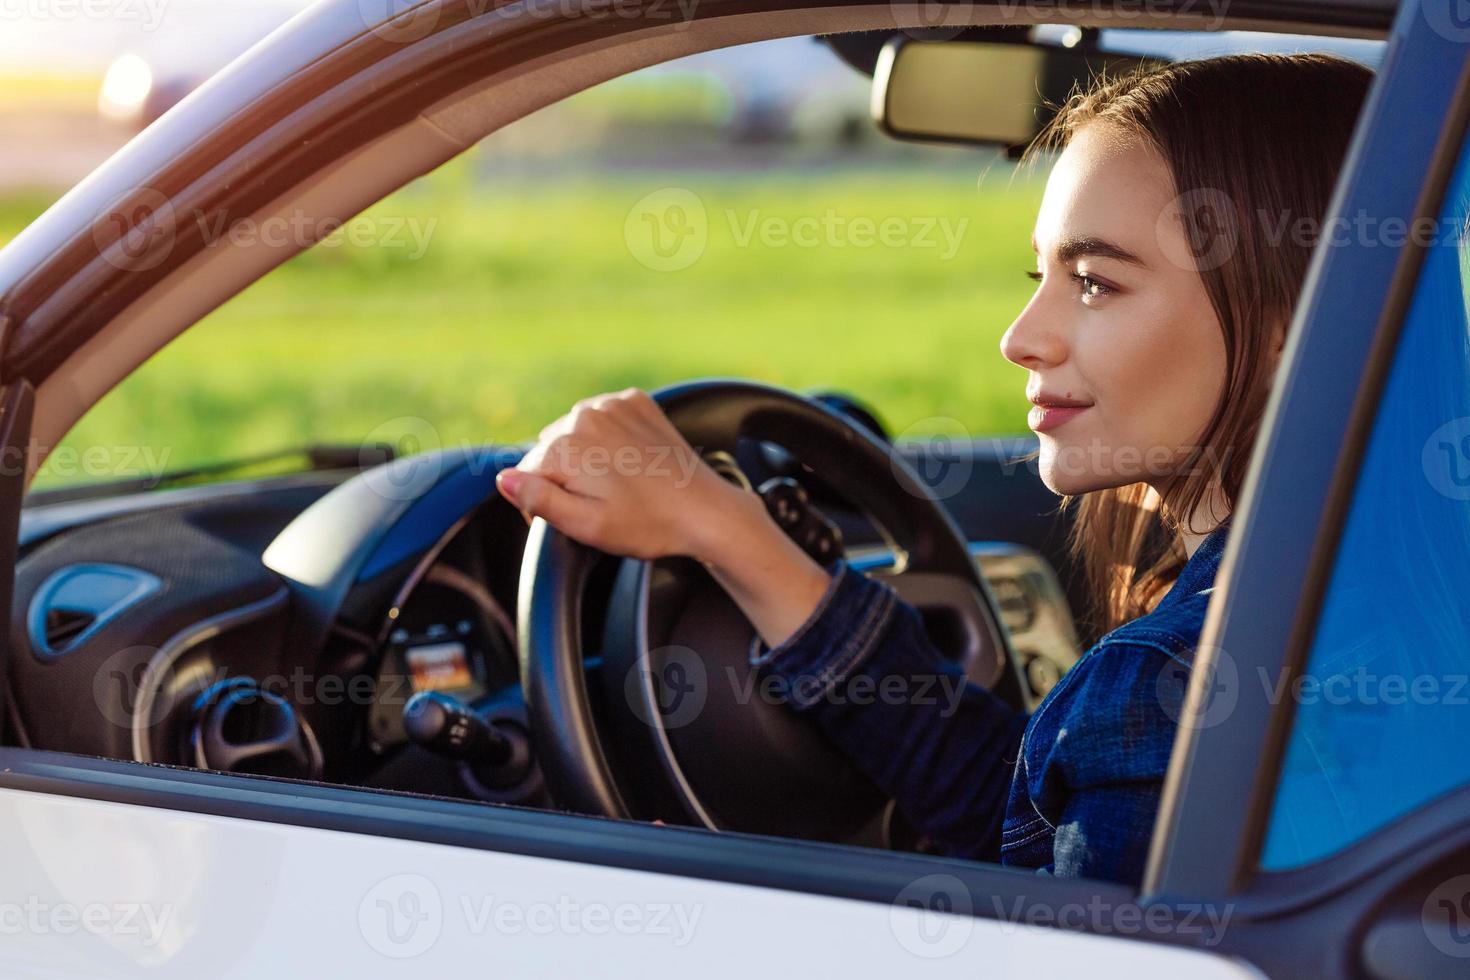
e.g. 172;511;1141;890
874;567;1013;690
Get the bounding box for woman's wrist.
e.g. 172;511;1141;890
688;481;833;648
687;478;767;568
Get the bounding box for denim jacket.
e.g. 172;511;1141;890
751;521;1231;887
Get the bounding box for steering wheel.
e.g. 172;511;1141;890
517;379;1023;842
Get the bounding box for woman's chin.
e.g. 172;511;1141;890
1036;440;1123;497
1040;470;1098;496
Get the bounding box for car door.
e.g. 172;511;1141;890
1140;2;1470;976
0;762;1258;978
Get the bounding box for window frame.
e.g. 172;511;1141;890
1147;0;1470;901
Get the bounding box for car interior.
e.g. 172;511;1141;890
2;22;1382;859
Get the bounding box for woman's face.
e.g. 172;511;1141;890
1000;121;1228;496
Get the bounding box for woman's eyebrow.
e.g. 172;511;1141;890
1054;236;1146;266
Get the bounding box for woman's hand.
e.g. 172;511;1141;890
496;388;833;648
494;387;741;562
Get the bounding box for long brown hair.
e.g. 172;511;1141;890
1022;53;1372;636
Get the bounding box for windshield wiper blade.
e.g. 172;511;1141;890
26;443;397;505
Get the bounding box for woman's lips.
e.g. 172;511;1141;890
1028;404;1091;433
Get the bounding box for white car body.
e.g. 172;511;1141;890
1;788;1256;977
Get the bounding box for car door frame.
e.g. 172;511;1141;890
1143;0;1470;975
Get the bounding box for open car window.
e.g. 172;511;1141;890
1261;112;1470;870
26;39;1042;494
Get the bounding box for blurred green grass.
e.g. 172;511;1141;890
1;163;1045;487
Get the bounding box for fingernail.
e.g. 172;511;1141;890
497;468;523;505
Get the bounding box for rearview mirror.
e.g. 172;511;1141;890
872;37;1156;155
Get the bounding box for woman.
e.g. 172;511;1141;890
494;53;1372;886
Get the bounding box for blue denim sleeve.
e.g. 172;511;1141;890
751;559;1027;861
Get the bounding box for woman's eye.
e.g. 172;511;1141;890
1069;271;1114;299
1025;270;1043;282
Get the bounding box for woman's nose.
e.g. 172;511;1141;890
1000;300;1066;370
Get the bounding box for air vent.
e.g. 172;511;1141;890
43;607;96;650
28;564;162;660
989;576;1037;634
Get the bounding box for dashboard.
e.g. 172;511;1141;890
8;436;1083;828
367;547;519;752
